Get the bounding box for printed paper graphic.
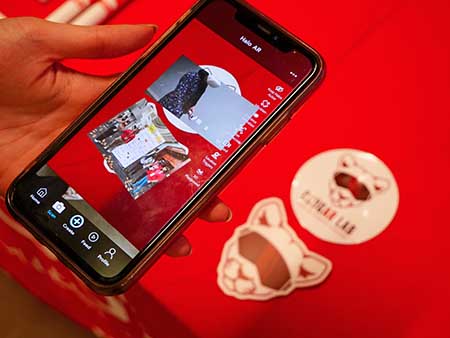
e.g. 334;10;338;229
89;98;190;199
147;56;258;149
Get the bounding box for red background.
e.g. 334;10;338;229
1;1;449;338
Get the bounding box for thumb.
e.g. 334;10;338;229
65;69;118;108
24;18;157;59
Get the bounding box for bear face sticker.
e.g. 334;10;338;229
217;198;332;301
291;149;399;245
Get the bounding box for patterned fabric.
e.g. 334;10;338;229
159;70;209;118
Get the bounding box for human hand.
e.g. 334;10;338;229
0;17;231;256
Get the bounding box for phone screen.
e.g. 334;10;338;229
11;0;315;279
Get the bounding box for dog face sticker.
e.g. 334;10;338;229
291;149;400;245
329;154;390;208
217;198;332;301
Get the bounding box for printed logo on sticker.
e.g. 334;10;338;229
291;149;399;245
217;198;332;301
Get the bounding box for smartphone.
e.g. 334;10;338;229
6;0;324;295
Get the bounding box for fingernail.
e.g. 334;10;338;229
177;239;192;256
141;24;158;33
226;209;233;223
178;243;192;257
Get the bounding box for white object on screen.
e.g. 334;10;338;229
46;0;93;23
112;127;164;168
0;11;6;19
70;0;125;26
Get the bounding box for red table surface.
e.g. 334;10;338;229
1;1;449;338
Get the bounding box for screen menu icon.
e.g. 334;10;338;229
52;201;66;214
69;215;84;228
36;188;47;199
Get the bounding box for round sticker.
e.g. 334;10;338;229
290;149;399;245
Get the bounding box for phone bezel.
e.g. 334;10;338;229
6;0;325;294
